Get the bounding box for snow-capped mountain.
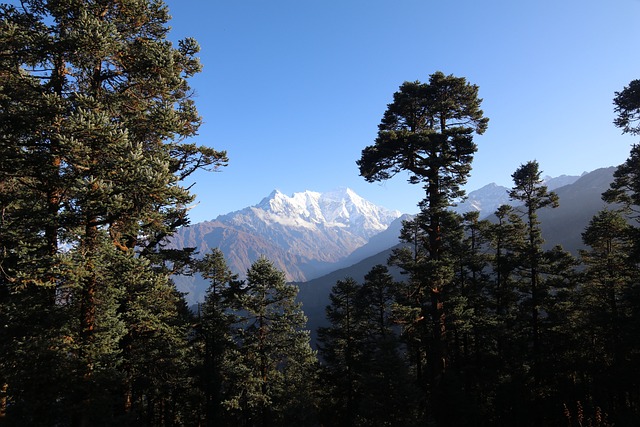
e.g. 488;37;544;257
452;183;512;217
234;188;400;239
297;168;616;345
171;188;402;303
172;174;588;304
452;174;582;218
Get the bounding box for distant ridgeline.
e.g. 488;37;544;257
298;166;617;345
173;168;612;307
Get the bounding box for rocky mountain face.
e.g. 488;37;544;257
171;188;402;304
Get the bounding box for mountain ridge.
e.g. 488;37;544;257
173;168;611;305
452;173;582;218
171;187;403;303
296;167;617;346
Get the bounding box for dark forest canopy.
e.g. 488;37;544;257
1;1;640;426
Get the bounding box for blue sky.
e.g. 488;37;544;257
164;0;640;223
16;0;640;223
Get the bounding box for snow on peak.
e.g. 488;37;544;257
251;188;401;237
452;183;511;217
256;189;323;222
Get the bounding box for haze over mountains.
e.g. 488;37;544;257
297;167;617;342
451;173;582;215
172;167;615;306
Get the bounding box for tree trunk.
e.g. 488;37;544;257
427;168;447;384
78;220;98;427
0;382;7;420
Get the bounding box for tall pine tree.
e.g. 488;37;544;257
508;161;559;386
576;209;639;417
317;277;364;427
357;71;488;424
195;248;239;427
507;161;577;425
0;1;227;424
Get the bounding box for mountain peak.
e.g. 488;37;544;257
256;189;283;207
453;183;510;217
323;186;356;197
255;189;322;220
184;187;404;287
482;182;501;189
239;188;403;239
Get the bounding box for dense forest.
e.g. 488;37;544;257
2;1;640;426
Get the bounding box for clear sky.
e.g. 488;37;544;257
163;0;640;223
35;0;640;223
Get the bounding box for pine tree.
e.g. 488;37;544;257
0;1;227;424
447;211;497;420
195;248;239;427
596;78;640;423
356;265;420;427
508;161;559;384
485;205;525;323
357;72;488;423
483;204;529;424
576;209;640;419
225;258;317;427
507;161;577;424
604;78;640;254
317;277;364;427
116;254;196;425
318;269;422;427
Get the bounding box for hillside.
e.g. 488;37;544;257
296;167;617;345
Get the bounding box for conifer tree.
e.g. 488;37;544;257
597;79;640;423
507;161;577;424
575;210;640;420
0;1;227;424
447;211;495;416
195;248;239;427
449;212;491;364
483;204;529;424
357;265;397;344
356;265;420;427
605;79;640;256
317;277;364;427
485;205;525;323
508;161;559;383
116;254;195;425
225;258;317;427
357;72;488;423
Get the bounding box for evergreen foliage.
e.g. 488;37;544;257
0;1;226;425
507;160;559;385
317;277;363;426
318;270;420;427
3;8;640;424
224;257;318;427
574;210;639;417
358;71;489;425
194;248;239;427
